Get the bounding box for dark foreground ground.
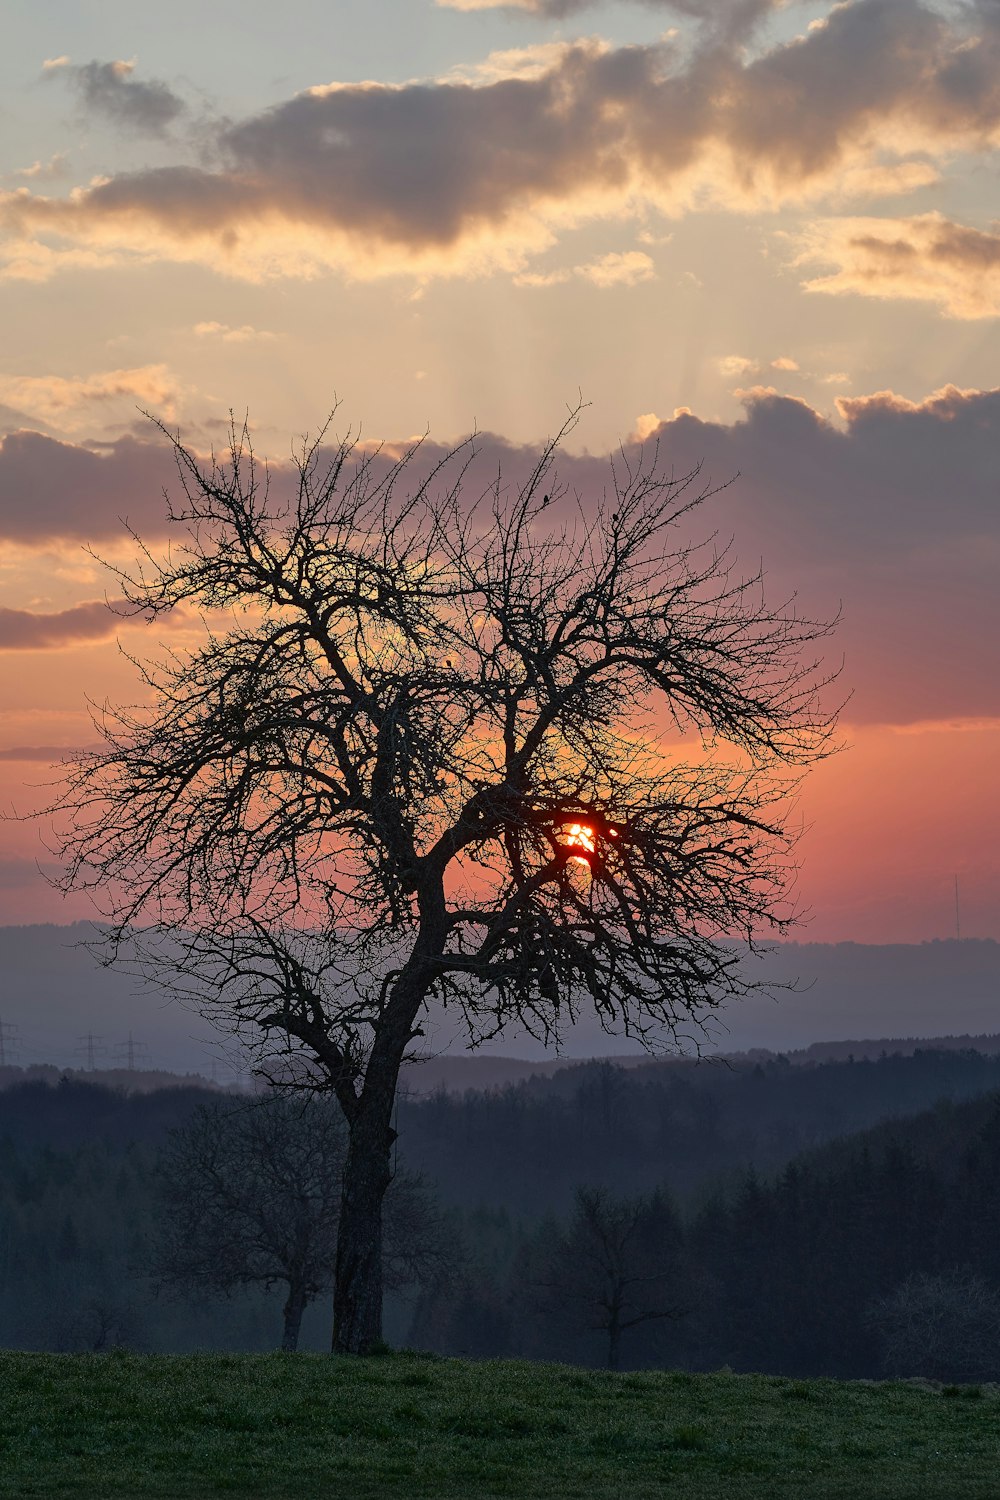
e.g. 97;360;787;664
0;1350;995;1499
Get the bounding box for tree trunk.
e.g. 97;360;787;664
281;1281;308;1351
330;945;439;1355
332;1095;395;1354
607;1295;622;1371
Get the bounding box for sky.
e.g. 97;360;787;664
0;0;998;943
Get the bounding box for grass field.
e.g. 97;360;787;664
0;1349;996;1498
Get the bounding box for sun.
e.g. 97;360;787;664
565;823;596;863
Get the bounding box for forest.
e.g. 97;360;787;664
2;1044;1000;1380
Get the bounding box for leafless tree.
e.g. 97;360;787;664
50;401;837;1352
532;1187;685;1370
869;1268;1000;1384
152;1094;447;1350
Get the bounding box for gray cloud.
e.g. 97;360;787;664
0;746;97;761
6;2;1000;278
0;383;997;722
0;430;180;542
49;59;185;136
443;0;773;23
622;386;1000;724
0;599;129;650
455;0;783;48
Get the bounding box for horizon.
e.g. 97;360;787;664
2;921;998;1075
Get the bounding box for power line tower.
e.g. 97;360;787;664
0;1017;20;1068
75;1033;106;1072
113;1032;150;1073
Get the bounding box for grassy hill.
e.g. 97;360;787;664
0;1350;996;1499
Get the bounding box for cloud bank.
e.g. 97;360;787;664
5;1;1000;283
0;383;996;723
0;599;129;651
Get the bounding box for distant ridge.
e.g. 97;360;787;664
1;923;997;1070
4;1037;998;1098
400;1034;1000;1094
0;1063;243;1095
783;1034;1000;1064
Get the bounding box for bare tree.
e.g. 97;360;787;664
532;1187;685;1370
50;402;837;1352
869;1268;1000;1384
152;1095;446;1351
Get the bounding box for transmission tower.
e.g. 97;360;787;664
0;1017;20;1068
113;1032;150;1072
75;1033;106;1071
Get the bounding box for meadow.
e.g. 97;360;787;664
0;1349;995;1499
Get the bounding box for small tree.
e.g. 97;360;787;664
51;403;837;1352
869;1268;1000;1384
532;1187;685;1369
152;1094;445;1350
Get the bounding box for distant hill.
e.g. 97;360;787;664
396;1047;1000;1215
400;1033;1000;1094
0;1063;242;1096
1;922;997;1072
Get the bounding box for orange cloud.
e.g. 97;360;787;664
0;365;180;432
796;212;1000;318
192;321;276;343
514;248;656;287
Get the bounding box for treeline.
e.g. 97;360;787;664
398;1047;1000;1212
411;1089;1000;1381
3;1053;1000;1375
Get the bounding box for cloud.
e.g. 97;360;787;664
795;211;1000;318
436;0;606;10
0;430;181;542
0;599;130;650
629;383;1000;723
0;745;97;762
576;249;655;286
514;248;656;287
717;355;759;377
0;238;157;282
47;58;185;136
192;321;276;342
632;412;663;440
447;40;598;85
0;383;997;727
771;356;799;371
6;1;1000;282
437;0;778;33
12;155;71;182
0;366;180;433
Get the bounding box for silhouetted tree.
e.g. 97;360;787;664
533;1187;685;1369
51;403;837;1351
152;1095;447;1350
